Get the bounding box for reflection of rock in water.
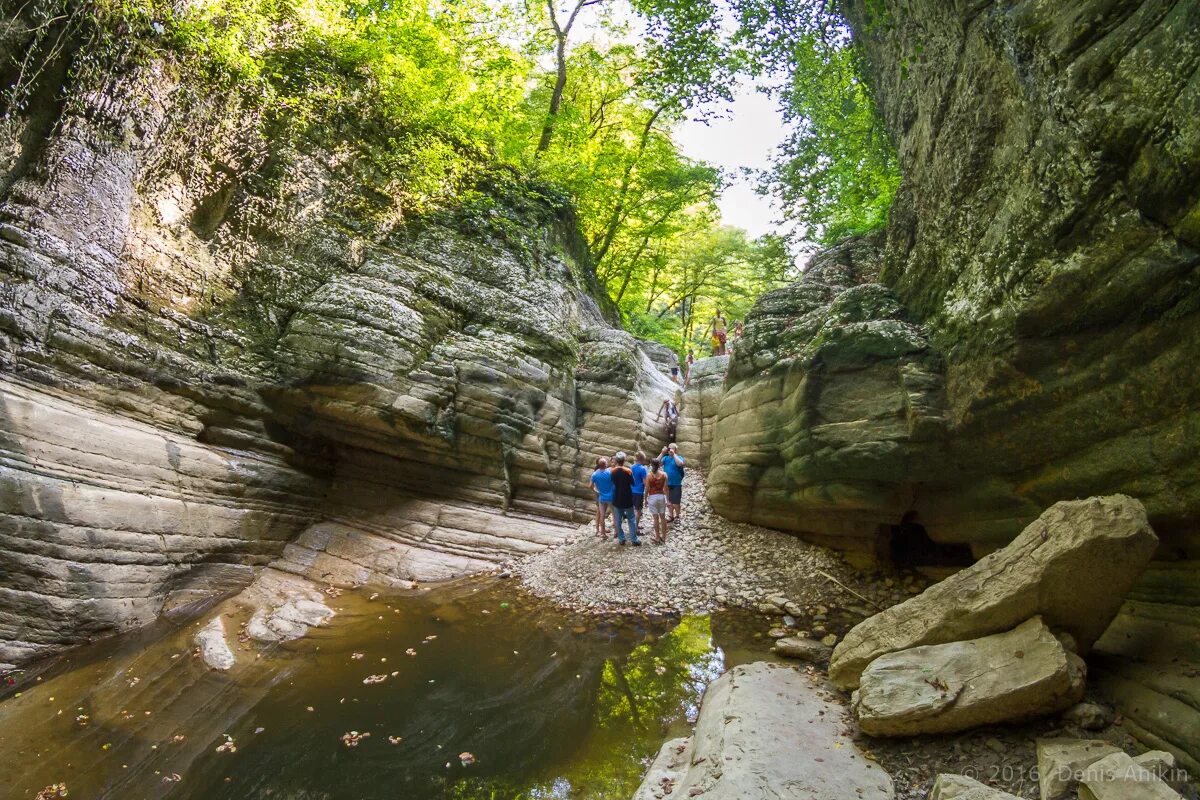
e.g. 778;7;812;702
0;581;723;800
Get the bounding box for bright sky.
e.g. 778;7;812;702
674;85;791;240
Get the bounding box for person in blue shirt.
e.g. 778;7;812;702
659;443;685;522
590;457;614;540
630;451;649;524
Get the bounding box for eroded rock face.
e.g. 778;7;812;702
676;355;728;467
851;617;1086;736
707;234;948;553
830;495;1157;689
0;22;673;663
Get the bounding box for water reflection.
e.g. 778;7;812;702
1;580;751;800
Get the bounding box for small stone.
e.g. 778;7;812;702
820;633;838;647
1063;701;1113;731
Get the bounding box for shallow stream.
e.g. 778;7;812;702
0;579;770;799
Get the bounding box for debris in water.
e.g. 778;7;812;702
35;784;68;800
363;674;387;685
406;648;417;656
215;735;237;754
459;752;476;766
171;735;187;743
340;731;370;747
351;652;365;660
388;736;403;745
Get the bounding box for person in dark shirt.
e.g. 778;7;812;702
609;451;641;546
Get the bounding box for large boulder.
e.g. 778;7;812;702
830;495;1157;689
633;662;894;800
852;617;1085;736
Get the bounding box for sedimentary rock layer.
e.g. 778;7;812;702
0;17;673;662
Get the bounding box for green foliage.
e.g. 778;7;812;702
2;0;900;355
736;0;900;244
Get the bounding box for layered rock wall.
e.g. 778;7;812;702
0;20;673;663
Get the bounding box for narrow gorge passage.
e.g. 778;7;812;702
2;0;1199;798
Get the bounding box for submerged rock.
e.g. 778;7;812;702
773;636;832;663
195;617;235;671
633;662;894;800
852;617;1085;736
830;495;1157;689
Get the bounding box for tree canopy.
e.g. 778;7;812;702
6;0;899;355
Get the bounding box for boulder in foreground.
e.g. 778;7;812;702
830;495;1157;689
633;662;894;800
852;617;1085;736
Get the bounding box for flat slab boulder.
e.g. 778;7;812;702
930;774;1022;799
831;495;1156;689
1078;752;1184;799
773;636;833;663
633;661;894;800
1036;738;1122;800
852;617;1085;736
194;616;235;671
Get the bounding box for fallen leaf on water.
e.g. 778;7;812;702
161;774;182;784
363;674;387;685
369;593;379;601
35;784;68;800
215;735;237;754
351;652;365;660
406;648;417;656
388;736;403;745
171;735;187;744
459;752;476;766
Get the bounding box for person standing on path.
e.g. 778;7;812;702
590;457;614;540
631;451;648;525
659;443;685;522
645;458;669;544
609;452;641;546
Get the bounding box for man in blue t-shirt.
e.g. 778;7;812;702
659;443;685;522
590;457;615;540
630;451;649;524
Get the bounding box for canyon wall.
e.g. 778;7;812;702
0;20;673;664
707;0;1199;765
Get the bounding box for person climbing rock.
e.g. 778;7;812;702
609;452;641;545
684;348;696;385
645;457;669;544
590;457;614;540
660;443;685;522
631;451;648;524
656;398;678;442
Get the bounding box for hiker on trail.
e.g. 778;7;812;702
645;457;669;544
609;452;641;546
732;320;744;340
631;451;648;524
684;348;696;385
659;443;685;522
590;457;614;540
656;398;678;442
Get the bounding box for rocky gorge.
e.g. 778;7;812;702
1;0;1199;798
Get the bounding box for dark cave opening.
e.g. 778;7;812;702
885;512;974;568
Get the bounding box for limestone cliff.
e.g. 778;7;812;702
706;0;1199;766
0;18;674;664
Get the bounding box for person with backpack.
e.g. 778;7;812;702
659;443;685;522
609;452;641;546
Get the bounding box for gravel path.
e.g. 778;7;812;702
512;474;923;622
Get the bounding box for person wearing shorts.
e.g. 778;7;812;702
590;457;614;540
630;451;648;524
645;458;669;543
660;443;685;522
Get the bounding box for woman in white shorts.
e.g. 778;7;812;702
644;458;670;544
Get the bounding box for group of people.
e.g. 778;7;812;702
589;444;686;546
